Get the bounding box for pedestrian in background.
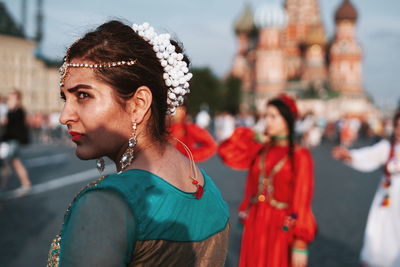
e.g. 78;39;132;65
0;94;7;128
332;110;400;267
169;105;217;162
219;94;316;267
47;20;229;267
0;89;31;194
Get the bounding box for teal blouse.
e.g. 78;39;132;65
54;169;230;267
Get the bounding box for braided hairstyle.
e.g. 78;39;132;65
267;98;297;168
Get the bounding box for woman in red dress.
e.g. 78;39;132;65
169;106;217;162
218;95;317;267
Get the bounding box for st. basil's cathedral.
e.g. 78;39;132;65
230;0;379;119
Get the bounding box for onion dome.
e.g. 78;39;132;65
234;5;255;34
254;3;288;29
335;0;358;22
304;24;327;46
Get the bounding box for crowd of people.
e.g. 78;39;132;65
193;107;392;150
1;19;399;267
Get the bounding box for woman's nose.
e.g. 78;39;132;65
59;102;78;126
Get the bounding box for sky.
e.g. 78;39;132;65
3;0;400;110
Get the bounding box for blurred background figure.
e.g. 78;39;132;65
214;112;236;143
235;111;255;128
0;90;31;194
169;105;217;162
332;110;400;267
195;105;211;129
0;95;7;128
297;111;324;148
219;94;316;267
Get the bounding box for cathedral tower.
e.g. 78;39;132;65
253;3;287;96
231;4;255;80
302;24;327;88
284;0;323;79
329;0;362;94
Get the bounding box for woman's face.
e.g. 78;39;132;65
265;104;288;137
59;66;132;161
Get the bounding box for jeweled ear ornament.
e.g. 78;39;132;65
59;61;68;87
119;122;138;173
96;157;105;174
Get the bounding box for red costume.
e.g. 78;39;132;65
170;121;217;162
218;127;317;267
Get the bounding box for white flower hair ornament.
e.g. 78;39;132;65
132;22;193;115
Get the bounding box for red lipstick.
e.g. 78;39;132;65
69;131;83;142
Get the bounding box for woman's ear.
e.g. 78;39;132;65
127;86;152;124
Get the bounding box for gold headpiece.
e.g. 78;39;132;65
59;59;137;87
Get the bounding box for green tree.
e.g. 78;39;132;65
222;76;242;115
187;67;223;116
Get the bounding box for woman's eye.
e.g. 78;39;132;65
60;93;66;102
77;92;90;99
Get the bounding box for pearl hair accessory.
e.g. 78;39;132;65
59;60;137;87
131;22;193;115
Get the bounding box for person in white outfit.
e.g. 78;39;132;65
195;108;211;129
332;111;400;267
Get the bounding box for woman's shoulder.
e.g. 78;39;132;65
372;138;391;150
76;171;155;206
294;145;313;160
201;170;229;210
96;169;229;241
95;170;159;201
294;144;309;153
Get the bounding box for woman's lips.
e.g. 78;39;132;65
69;131;83;142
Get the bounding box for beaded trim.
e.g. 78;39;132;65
132;22;192;115
253;150;289;209
59;60;137;87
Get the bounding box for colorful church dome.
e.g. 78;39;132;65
234;5;255;34
254;3;288;29
335;0;358;22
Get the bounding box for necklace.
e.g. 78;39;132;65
254;148;288;209
273;134;288;140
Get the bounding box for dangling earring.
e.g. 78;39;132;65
119;122;137;173
96;157;105;174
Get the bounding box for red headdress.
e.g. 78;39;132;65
278;93;299;118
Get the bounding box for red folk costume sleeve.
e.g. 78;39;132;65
237;160;261;215
291;148;317;243
218;127;263;170
170;122;217;163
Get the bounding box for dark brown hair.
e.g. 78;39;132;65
66;20;190;142
267;98;296;166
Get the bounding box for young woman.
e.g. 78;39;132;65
332;111;400;267
218;94;316;267
47;21;229;267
